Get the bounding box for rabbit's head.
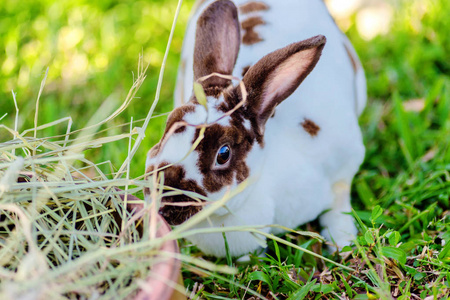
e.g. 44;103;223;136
145;0;326;225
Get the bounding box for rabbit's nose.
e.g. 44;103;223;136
144;163;186;187
159;165;185;182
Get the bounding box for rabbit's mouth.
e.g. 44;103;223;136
159;196;205;225
145;163;207;225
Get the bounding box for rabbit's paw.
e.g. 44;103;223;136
320;181;357;249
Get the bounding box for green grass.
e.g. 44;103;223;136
1;0;449;299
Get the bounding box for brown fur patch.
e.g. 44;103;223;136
151;162;207;225
203;85;228;98
220;86;264;145
241;65;251;77
165;105;196;136
301;119;320;137
193;117;255;193
343;42;359;74
239;1;269;14
241;16;265;45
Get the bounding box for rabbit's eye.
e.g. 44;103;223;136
216;145;231;166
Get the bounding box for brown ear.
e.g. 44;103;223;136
242;35;326;134
193;0;241;92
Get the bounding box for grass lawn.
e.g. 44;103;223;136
1;0;449;299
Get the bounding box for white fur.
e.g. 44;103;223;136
153;0;366;257
180;97;231;126
146;119;203;186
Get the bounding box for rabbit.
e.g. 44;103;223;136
145;0;366;257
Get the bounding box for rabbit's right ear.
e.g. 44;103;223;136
194;0;241;93
242;35;326;136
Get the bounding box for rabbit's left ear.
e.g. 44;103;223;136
243;35;326;135
194;0;241;93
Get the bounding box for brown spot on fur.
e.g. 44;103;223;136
301;119;320;137
241;65;251;77
147;162;207;225
343;42;359;74
241;16;265;45
239;1;269;14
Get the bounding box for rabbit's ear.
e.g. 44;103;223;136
194;0;241;93
243;35;326;134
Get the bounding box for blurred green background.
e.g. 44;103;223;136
0;0;449;178
1;0;196;177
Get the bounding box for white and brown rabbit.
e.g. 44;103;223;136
145;0;366;257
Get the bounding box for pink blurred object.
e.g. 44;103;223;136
119;192;186;300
